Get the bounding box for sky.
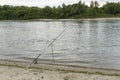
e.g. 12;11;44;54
0;0;119;7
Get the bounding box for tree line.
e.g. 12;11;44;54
0;1;120;20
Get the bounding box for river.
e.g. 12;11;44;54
0;18;120;70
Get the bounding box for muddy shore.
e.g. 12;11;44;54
0;60;120;80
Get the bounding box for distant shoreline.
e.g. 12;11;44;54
0;17;120;21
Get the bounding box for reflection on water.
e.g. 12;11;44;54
0;19;120;70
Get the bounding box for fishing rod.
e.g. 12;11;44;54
27;28;67;67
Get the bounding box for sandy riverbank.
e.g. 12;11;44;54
0;60;120;80
35;17;120;21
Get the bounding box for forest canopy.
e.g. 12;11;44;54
0;1;120;20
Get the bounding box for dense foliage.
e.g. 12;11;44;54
0;1;120;20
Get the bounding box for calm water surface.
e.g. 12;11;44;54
0;19;120;70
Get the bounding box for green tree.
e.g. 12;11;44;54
103;2;120;15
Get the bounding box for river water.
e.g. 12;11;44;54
0;19;120;70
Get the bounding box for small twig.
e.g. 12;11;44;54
51;44;55;63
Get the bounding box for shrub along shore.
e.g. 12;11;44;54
0;1;120;20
